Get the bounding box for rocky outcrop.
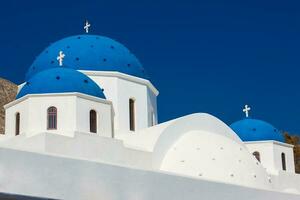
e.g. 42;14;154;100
284;132;300;173
0;78;18;134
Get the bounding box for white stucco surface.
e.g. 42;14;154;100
1;72;300;199
1;148;300;200
0;132;152;169
4;93;113;138
81;71;158;133
2;106;300;198
160;130;272;189
245;141;295;174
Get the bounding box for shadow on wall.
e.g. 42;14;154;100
0;192;56;200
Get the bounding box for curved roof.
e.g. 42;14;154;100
17;68;105;99
25;35;147;80
117;113;272;189
230;118;284;142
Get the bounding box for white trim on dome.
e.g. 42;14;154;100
4;92;111;109
244;140;294;148
79;70;159;96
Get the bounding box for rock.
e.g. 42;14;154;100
0;78;18;134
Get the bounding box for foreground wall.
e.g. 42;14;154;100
0;132;152;169
0;148;299;200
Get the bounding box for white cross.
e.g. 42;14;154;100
57;51;65;66
84;20;91;33
243;105;251;118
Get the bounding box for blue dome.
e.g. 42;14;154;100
230;118;284;142
25;35;147;80
17;68;105;99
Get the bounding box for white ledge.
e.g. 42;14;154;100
79;70;159;96
4;92;112;109
244;140;294;148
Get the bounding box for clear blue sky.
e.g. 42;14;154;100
0;0;300;134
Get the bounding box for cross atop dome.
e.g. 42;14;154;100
57;51;65;66
243;105;251;118
84;20;91;33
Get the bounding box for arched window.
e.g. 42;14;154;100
129;98;135;131
281;153;286;171
15;112;20;136
90;110;97;133
47;107;57;130
253;151;260;162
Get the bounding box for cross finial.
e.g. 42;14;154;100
57;51;65;66
243;104;251;118
84;20;91;33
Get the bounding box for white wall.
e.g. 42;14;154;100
0;132;152;169
160;130;272;189
147;87;157;126
1;147;300;200
81;71;158;133
2;112;300;197
76;96;113;138
116;77;148;131
118;113;275;189
245;141;295;174
5;98;28;138
271;171;300;194
273;142;295;173
27;95;76;137
4;93;113;138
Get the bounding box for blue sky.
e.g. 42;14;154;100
0;0;300;134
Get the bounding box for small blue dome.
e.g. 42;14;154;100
25;35;147;80
230;118;284;142
17;68;105;99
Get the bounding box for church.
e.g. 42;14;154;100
0;23;300;200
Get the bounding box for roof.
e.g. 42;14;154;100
230;118;284;142
25;35;147;80
17;68;105;99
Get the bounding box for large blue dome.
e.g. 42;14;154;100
25;35;147;80
17;68;105;99
230;118;284;142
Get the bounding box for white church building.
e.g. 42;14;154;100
0;25;300;199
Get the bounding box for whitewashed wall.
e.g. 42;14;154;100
160;130;272;190
0;131;152;169
245;141;295;174
271;171;300;194
82;71;158;133
4;98;28;138
147;87;157;126
4;93;113;138
0;148;299;200
76;95;113;138
273;142;295;173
